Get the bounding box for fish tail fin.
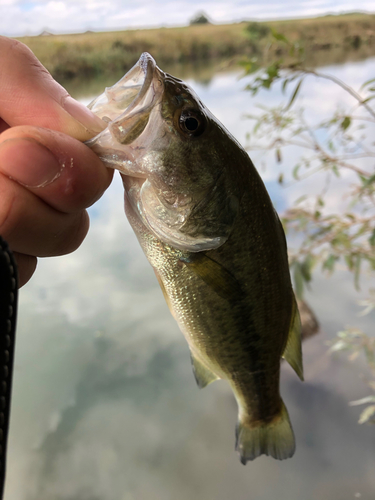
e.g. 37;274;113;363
235;400;295;463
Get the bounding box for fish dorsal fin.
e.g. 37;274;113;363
181;254;242;302
282;298;304;381
190;352;220;389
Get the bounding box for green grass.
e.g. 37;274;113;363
17;13;375;83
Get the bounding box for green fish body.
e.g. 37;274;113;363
87;53;303;462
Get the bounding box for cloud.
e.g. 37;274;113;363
1;0;374;36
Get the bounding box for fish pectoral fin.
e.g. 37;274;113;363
190;352;220;389
282;297;304;381
153;269;176;320
181;254;242;302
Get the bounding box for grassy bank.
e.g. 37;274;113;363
17;13;375;82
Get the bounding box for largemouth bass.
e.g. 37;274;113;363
86;53;303;463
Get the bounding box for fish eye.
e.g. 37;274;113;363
179;109;206;137
184;117;199;131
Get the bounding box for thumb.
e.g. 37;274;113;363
0;36;106;141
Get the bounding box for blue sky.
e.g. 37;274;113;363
1;0;374;37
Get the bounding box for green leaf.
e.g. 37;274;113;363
331;232;350;249
332;165;340;177
294;194;307;205
329;340;350;352
323;254;338;273
350;396;375;406
341;116;351;131
276;148;282;163
369;228;375;247
262;79;272;89
344;254;354;271
300;255;316;283
270;29;289;44
354;254;362;290
293;164;301;180
355;224;369;238
362;95;375;104
282;78;290;94
358;405;375;424
266;62;280;80
285;79;303;111
361;174;375;188
360;77;375;90
364;344;375;368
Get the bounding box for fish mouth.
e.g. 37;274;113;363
87;52;157;122
85;52;163;174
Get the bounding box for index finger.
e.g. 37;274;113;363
0;36;105;141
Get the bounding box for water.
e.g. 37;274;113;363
5;57;375;499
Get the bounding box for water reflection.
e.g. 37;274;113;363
6;56;375;500
62;42;375;100
63;58;229;100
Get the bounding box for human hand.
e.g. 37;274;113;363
0;36;113;287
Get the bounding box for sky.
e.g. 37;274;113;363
0;0;374;37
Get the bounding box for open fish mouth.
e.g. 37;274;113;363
85;53;163;173
87;52;157;122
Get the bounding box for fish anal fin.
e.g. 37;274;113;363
190;352;220;389
236;400;295;463
282;297;304;381
181;254;242;302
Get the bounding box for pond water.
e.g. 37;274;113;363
5;57;375;500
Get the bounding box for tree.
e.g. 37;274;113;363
189;12;211;26
242;32;375;424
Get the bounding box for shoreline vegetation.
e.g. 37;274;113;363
17;13;375;84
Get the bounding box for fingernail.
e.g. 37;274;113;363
0;138;62;188
62;96;107;135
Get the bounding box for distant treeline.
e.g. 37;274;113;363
17;13;375;82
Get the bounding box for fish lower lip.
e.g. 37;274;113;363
123;53;156;116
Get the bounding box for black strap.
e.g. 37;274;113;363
0;237;18;500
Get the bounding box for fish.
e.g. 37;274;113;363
85;53;304;463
